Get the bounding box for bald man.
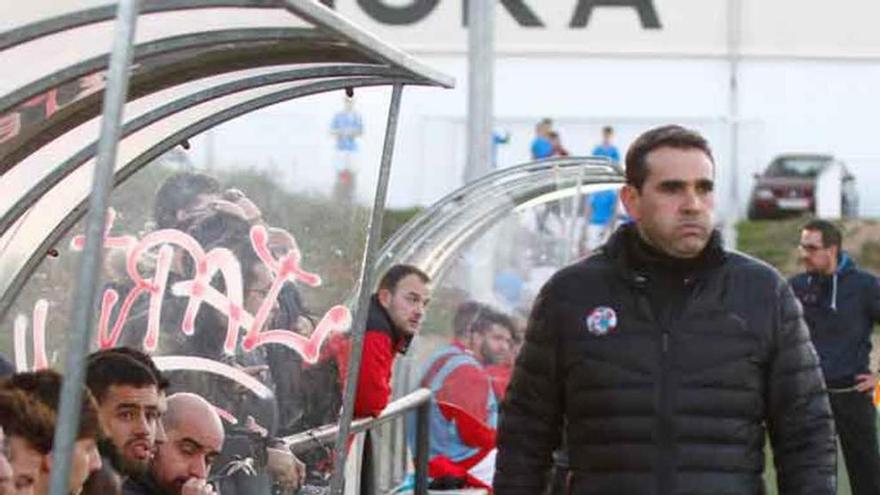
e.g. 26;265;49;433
124;393;223;495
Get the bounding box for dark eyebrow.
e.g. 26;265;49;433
116;402;158;411
657;179;686;189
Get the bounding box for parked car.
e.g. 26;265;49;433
747;153;859;220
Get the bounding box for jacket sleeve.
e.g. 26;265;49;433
354;330;393;418
767;279;837;494
867;274;880;323
494;290;565;494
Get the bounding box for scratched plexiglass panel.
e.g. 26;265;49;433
398;180;624;408
0;86;393;490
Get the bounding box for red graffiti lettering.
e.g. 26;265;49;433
13;299;48;372
28;208;351;364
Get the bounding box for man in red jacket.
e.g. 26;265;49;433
330;264;431;417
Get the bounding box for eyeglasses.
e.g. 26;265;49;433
798;243;826;253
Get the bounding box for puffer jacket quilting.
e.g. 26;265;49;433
495;227;836;495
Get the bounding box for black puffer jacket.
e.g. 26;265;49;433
495;225;835;495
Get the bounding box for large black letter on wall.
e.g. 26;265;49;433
462;0;544;27
570;0;661;29
358;0;440;25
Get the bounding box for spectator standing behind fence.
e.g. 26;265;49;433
592;125;620;164
581;126;623;253
330;95;363;200
530;118;554;160
495;125;836;494
790;219;880;495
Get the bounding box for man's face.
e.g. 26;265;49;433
538;122;551;137
471;324;514;366
799;229;838;275
602;130;613;145
7;436;41;495
621;146;715;258
175;193;217;228
151;421;222;495
244;264;279;322
378;274;430;336
97;384;160;475
67;439;101;495
0;427;14;495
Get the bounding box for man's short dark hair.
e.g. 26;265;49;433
602;126;614;135
153;172;220;229
624;125;714;191
453;301;489;338
86;350;159;403
2;370;101;442
0;389;56;454
453;301;515;339
377;264;430;293
102;347;170;392
803;219;843;250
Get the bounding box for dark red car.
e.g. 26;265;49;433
747;154;859;220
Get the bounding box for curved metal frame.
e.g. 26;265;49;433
376;157;624;278
0;75;421;318
0;34;364;172
1;1;281;51
1;28;341;115
0;64;408;236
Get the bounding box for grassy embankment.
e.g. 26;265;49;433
737;217;880;495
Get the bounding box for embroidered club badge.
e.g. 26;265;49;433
586;306;618;336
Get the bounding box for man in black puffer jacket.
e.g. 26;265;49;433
495;125;836;495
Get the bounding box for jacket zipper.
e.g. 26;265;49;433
658;326;672;495
636;288;673;495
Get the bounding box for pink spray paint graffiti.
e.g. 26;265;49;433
13;299;48;372
13;208;352;371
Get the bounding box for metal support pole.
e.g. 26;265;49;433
47;1;139;494
567;163;587;262
414;400;430;495
725;0;742;245
463;0;495;183
330;84;405;494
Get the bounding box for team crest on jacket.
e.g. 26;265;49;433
585;306;618;336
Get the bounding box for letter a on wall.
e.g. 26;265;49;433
570;0;662;29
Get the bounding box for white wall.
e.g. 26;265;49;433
388;55;880;219
189;54;880;219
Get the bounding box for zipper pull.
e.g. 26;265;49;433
662;332;669;353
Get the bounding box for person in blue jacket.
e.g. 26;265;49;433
790;218;880;495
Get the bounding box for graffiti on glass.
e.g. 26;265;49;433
14;208;352;371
